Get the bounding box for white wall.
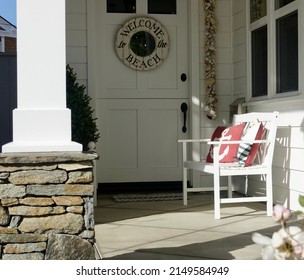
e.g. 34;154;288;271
65;1;304;211
65;0;234;189
199;0;233;188
66;0;88;90
247;101;304;211
231;0;304;211
232;0;247;100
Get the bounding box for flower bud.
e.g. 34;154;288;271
272;204;291;222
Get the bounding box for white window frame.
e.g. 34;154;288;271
247;0;301;102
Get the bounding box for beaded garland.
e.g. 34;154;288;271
204;0;217;120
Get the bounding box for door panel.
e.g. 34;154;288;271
140;108;179;168
94;0;189;183
107;109;138;168
97;99;189;182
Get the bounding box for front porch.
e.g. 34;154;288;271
94;191;280;260
1;0;304;261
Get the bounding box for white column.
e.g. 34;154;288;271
2;0;82;152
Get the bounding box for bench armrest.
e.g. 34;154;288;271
178;139;210;143
208;139;270;145
178;139;270;145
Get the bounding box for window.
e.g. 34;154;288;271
251;26;268;97
276;11;298;93
148;0;176;14
107;0;177;14
107;0;136;13
249;0;299;99
275;0;295;9
250;0;267;23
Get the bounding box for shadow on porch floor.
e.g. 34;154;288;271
94;192;280;260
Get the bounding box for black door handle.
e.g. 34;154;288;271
181;103;188;133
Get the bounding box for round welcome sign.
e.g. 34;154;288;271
115;17;169;71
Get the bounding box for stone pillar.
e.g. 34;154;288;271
0;152;98;260
2;0;82;153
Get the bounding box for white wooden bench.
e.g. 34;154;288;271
178;111;279;219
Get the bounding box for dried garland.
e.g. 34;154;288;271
204;0;217;120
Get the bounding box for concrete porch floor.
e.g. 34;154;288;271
94;192;279;260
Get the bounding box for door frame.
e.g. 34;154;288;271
87;0;201;187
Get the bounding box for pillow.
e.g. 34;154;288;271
245;123;265;166
218;123;245;163
236;122;264;166
237;142;252;166
206;123;245;163
206;126;227;163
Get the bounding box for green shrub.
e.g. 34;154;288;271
66;65;100;151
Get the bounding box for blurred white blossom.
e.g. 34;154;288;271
252;196;304;260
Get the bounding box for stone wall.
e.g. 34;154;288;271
0;152;98;260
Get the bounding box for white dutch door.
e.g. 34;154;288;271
94;0;189;183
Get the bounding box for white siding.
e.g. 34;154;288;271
66;0;88;90
200;0;233;131
199;0;233;187
65;1;304;209
232;0;304;211
247;102;304;210
232;0;247;99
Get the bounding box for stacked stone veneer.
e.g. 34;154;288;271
0;152;98;260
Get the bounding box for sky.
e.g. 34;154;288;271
0;0;16;25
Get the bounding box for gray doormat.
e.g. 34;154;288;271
113;192;183;202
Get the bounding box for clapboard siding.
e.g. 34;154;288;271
290;189;304;210
199;0;232;123
245;106;304;209
66;30;87;47
199;0;232;188
216;0;231;16
65;0;304;209
66;0;88;90
232;0;246;101
66;0;87;13
232;0;304;211
66;47;87;64
273;166;304;193
274;146;304;172
66;14;87;31
233;77;247;96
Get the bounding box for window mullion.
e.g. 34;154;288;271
268;0;276;98
137;0;147;14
